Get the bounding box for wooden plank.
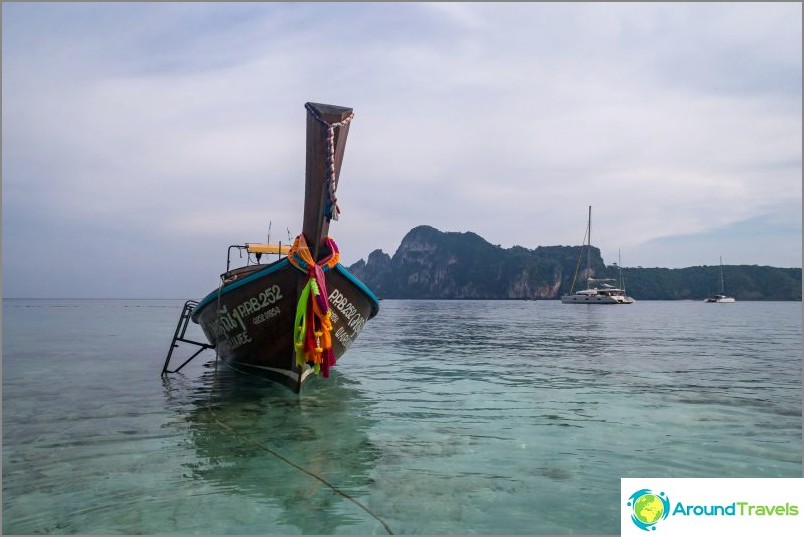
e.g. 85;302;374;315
301;102;353;261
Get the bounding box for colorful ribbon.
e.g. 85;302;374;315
288;234;340;377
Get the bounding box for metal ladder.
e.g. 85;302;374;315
161;300;214;375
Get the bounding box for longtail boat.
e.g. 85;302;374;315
164;103;379;392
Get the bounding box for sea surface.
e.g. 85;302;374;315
2;298;802;534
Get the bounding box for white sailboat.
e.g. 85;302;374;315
561;206;635;305
704;256;736;303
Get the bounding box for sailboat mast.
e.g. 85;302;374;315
719;256;724;294
586;205;592;287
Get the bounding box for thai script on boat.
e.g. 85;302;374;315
208;305;253;350
253;306;280;325
210;305;246;337
335;326;354;349
328;288;367;349
233;284;284;321
328;289;367;333
226;330;252;350
209;283;281;348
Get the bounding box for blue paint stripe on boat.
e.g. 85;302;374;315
191;258;292;320
191;258;380;322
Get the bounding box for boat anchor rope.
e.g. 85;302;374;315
304;102;354;222
288;234;340;377
206;354;394;534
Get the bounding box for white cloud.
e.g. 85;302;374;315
2;2;800;297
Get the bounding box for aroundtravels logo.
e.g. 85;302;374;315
622;479;803;535
626;489;671;531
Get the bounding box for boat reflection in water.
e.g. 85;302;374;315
161;364;390;534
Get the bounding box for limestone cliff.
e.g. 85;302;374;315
347;225;803;301
348;225;602;299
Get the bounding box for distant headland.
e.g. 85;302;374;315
348;225;802;301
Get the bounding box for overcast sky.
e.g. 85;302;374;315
2;2;801;298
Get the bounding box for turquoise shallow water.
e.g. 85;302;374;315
2;298;802;534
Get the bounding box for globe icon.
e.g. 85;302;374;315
633;493;664;525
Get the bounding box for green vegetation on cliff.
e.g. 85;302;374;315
348;225;802;301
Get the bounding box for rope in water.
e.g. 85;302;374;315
200;103;390;530
304;103;354;222
205;355;394;534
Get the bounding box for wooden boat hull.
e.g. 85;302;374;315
191;258;379;392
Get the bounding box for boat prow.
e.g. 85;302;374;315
163;102;379;392
191;258;379;392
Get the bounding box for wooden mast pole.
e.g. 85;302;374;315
301;102;353;261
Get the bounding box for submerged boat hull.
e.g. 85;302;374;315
191;258;379;392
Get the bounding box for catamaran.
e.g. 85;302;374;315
561;206;635;305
